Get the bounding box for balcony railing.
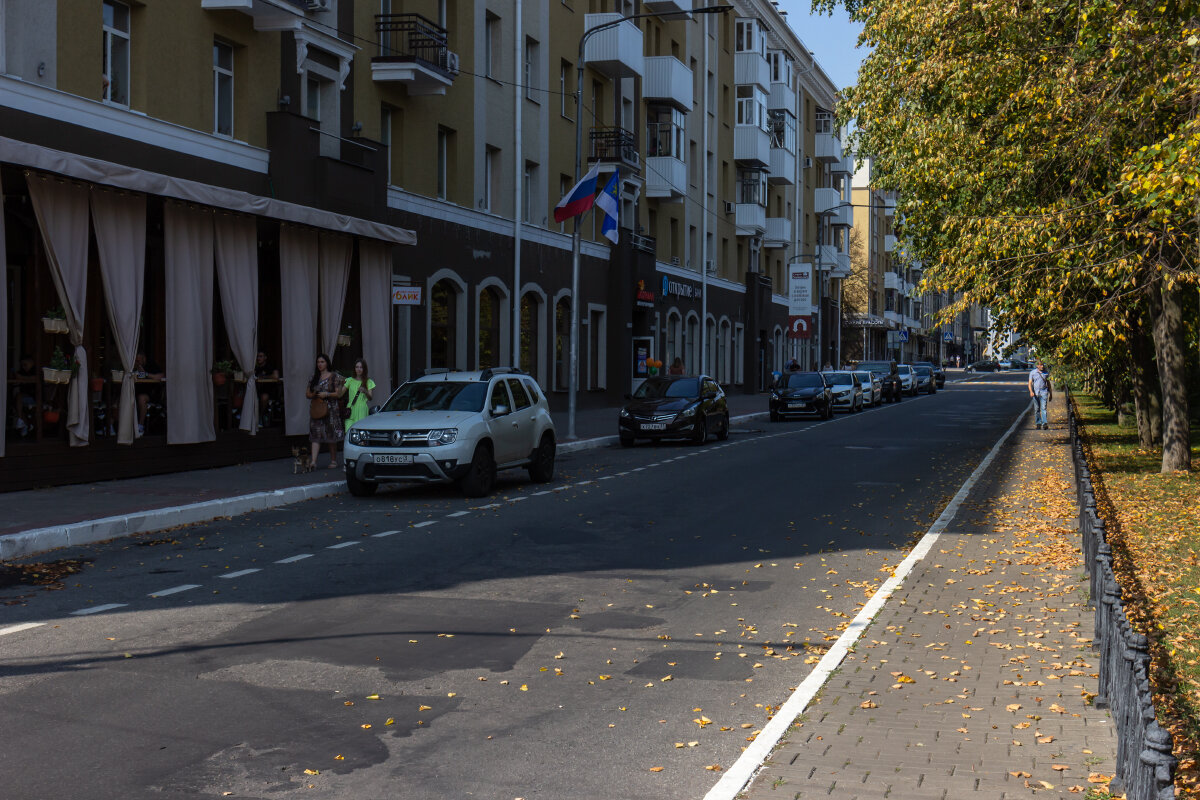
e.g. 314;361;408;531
734;51;770;91
735;203;766;235
589;126;640;171
813;187;840;215
734;125;770;167
646;156;686;199
373;13;458;94
584;14;644;79
643;56;693;112
764;216;792;247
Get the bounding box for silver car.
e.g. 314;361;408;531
343;368;556;498
853;370;882;407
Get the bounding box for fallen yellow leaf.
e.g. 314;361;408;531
649;766;664;772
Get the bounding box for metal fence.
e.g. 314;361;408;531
1068;396;1177;800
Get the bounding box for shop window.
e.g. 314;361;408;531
430;279;457;369
520;293;540;377
554;296;570;391
478;286;501;368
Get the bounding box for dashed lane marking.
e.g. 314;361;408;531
275;553;315;563
217;568;262;578
447;511;471;518
370;530;402;538
0;622;46;637
325;542;357;550
148;584;201;598
476;503;502;510
530;491;552;497
412;521;438;528
70;603;127;616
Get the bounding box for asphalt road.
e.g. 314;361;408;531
0;374;1032;800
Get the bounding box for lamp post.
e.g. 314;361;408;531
566;4;732;440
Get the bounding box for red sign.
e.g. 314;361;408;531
788;315;811;339
635;279;656;307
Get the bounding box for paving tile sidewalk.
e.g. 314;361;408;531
741;397;1118;799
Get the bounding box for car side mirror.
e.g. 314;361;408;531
368;405;380;415
492;405;510;417
623;393;632;401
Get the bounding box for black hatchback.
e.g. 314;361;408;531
619;375;730;446
769;371;833;420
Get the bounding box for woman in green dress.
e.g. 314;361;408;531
344;358;376;432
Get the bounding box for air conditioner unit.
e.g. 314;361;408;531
724;202;735;214
446;52;460;74
306;0;330;10
803;157;813;169
670;256;681;266
705;260;717;275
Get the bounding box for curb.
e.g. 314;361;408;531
3;412;772;561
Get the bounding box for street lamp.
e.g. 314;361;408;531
566;4;732;440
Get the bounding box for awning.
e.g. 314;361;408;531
0;135;416;246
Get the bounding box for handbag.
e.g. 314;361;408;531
309;395;329;420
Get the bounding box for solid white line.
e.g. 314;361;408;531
326;542;357;550
703;404;1030;800
275;553;314;563
217;568;262;578
371;530;402;538
148;584;201;597
412;521;438;528
447;510;471;517
70;603;127;616
0;622;46;637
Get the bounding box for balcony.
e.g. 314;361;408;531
768;146;795;185
831;251;852;278
768;82;797;117
829;204;854;228
813;187;840;215
643;56;692;112
642;0;694;13
371;13;458;95
764;216;792;248
734;125;770;167
884;271;904;292
884;234;897;252
816;245;841;271
201;0;303;29
883;196;896;217
584;14;644;79
832;153;853;175
735;52;770;92
646;156;686;200
813;130;842;164
589;126;640;172
884;309;903;326
266;111;386;220
735;203;766;236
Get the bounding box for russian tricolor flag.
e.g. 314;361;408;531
553;164;601;223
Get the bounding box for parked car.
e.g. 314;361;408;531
853;369;882;407
912;365;938;394
821;371;865;413
769;371;833;421
967;360;1001;372
619;374;730;446
896;364;918;396
343;368;556;498
857;361;904;402
912;360;945;389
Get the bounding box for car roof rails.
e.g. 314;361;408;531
478;367;525;381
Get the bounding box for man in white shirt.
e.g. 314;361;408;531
1028;361;1052;429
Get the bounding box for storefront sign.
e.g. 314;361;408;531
788;315;812;340
635;279;656;308
392;285;422;305
788;264;812;316
662;275;700;300
843;313;886;329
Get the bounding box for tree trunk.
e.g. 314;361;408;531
1129;327;1162;446
1149;278;1191;472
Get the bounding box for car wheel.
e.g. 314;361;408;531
692;415;708;445
716;414;730;440
619;434;636;447
346;470;378;497
527;433;556;483
459;442;496;498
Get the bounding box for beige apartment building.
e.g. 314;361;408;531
1;0;848;488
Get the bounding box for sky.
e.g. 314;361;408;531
774;1;867;92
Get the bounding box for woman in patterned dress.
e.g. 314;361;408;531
306;353;346;469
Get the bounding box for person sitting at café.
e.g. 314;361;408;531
132;351;164;435
8;353;37;437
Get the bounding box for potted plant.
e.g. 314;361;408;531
43;346;75;384
337;325;353;347
41;306;68;334
212;359;236;386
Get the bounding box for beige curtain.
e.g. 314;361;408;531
0;173;6;458
91;188;146;444
165;202;215;444
27;172;91;447
215;214;260;434
359;240;394;401
318;233;352;358
281;225;319;436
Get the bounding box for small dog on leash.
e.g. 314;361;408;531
292;446;314;474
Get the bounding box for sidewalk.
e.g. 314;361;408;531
0;392;771;560
738;397;1118;798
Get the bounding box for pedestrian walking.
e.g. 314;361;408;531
306;353;346;468
344;358;375;432
1028;360;1052;429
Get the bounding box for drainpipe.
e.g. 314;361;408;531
512;0;523;369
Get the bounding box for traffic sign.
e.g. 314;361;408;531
788;315;811;339
898;329;910;342
943;331;953;343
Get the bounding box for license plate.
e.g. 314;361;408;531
374;454;414;465
640;423;667;431
788;403;808;410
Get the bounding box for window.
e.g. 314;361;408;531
523;161;538;223
306;76;320;120
735;18;763;55
555;297;571;391
736;85;766;130
381;105;394;183
213;41;234;137
485;12;500;78
558;175;570;233
647;106;685;159
478;287;501;368
430;280;457;369
738;169;766;205
437;127;451;199
520;294;540;376
484;145;499;212
591;80;603;124
685;315;699;374
560;60;572;119
665;312;680;367
102;0;130;106
507;378;532;409
524;37;539;101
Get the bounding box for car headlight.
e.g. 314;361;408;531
426;428;457;446
678;404;698;418
833;389;849;396
619;408;630;418
348;428;368;446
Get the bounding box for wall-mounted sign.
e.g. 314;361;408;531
943;331;954;343
635;279;656;308
392;285;422;305
788;314;812;340
662;275;700;300
788;264;812;316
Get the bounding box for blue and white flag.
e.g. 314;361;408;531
596;170;619;244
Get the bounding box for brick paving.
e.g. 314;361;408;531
741;398;1118;799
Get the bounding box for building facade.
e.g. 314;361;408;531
1;0;847;489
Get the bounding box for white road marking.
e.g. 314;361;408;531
705;404;1031;800
0;622;45;637
447;510;471;517
371;530;402;538
476;503;502;510
275;553;315;563
70;603;127;616
598;475;615;480
148;584;201;598
632;467;645;472
530;491;552;497
575;480;594;486
412;521;438;528
217;568;263;578
325;542;357;550
507;496;526;502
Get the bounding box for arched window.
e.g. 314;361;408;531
665;311;681;368
705;318;717;376
478;287;501;368
685;315;699;374
555;296;571;390
430;279;457;369
718;320;731;383
520;293;540;377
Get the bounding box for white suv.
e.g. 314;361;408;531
343;368;556;498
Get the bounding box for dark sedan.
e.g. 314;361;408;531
769;372;833;421
912;365;938;394
619;375;730;446
858;361;904;402
912;360;945;389
967;360;1000;372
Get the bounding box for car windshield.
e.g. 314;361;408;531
822;372;853;385
784;373;824;389
914;366;932;375
858;362;893;374
382;381;488;413
854;371;874;382
633;377;699;399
